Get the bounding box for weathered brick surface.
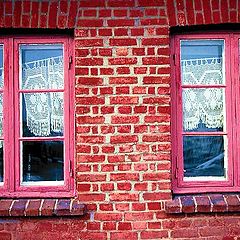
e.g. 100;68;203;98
0;0;239;239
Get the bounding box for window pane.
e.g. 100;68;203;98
181;40;224;85
22;141;63;183
21;93;64;137
20;44;63;90
0;45;3;88
183;136;225;178
182;88;225;132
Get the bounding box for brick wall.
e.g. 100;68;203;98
0;0;240;239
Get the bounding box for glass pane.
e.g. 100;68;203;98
20;44;63;90
22;141;64;182
183;136;225;178
0;45;3;88
21;92;64;137
181;40;224;85
0;141;3;182
182;88;225;132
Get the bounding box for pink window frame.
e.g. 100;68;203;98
0;36;75;198
171;33;240;194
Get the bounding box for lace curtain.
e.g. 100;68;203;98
182;57;224;130
22;56;64;136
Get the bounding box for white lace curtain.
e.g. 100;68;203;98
22;56;64;136
182;57;224;130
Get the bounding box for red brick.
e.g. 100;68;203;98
77;19;103;27
143;192;171;201
77;183;91;191
103;222;116;230
48;2;58;28
99;48;112;56
41;199;56;216
78;174;106;182
110;96;138;104
108;0;135;7
171;229;199;238
132;203;145;211
210;195;228;212
25;199;41;216
108;19;135;27
110;173;139;181
195;196;211;212
75;39;103;47
110;135;138;144
112;116;139;124
109;77;137;84
111;232;138;240
95;213;123;221
141;231;168;239
0;233;11;240
99;28;112;36
77;77;103;86
138;0;164;7
142;38;169;46
99;9;112;17
13;1;21;28
110;38;137;46
110;193;139;201
118;222;132;230
101;183;114;191
109;57;137;65
99;203;113;211
10;200;28;216
114;9;128;17
0;200;12;216
87;222;100;230
114;28;128;36
80;0;105;7
76;96;105;105
78;193;105;202
125;212;153;221
181;196;195;213
143;57;169;65
225;195;240;211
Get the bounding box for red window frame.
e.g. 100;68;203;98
171;33;240;194
0;36;75;198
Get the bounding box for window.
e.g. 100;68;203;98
171;33;240;194
0;36;74;197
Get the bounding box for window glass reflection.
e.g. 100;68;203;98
22;141;63;183
183;136;225;178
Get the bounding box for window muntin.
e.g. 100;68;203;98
0;46;3;184
0;37;74;197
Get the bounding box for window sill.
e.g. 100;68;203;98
0;199;87;217
165;194;240;214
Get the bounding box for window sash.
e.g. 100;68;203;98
0;36;74;197
172;34;236;194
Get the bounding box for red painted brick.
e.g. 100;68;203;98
110;173;139;181
0;200;12;216
108;19;135;27
25;200;41;216
79;0;106;7
110;38;137;46
10;200;28;216
77;19;103;27
111;232;138;240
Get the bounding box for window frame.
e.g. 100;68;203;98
171;33;240;194
0;35;75;198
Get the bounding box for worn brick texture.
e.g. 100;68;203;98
0;0;240;239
